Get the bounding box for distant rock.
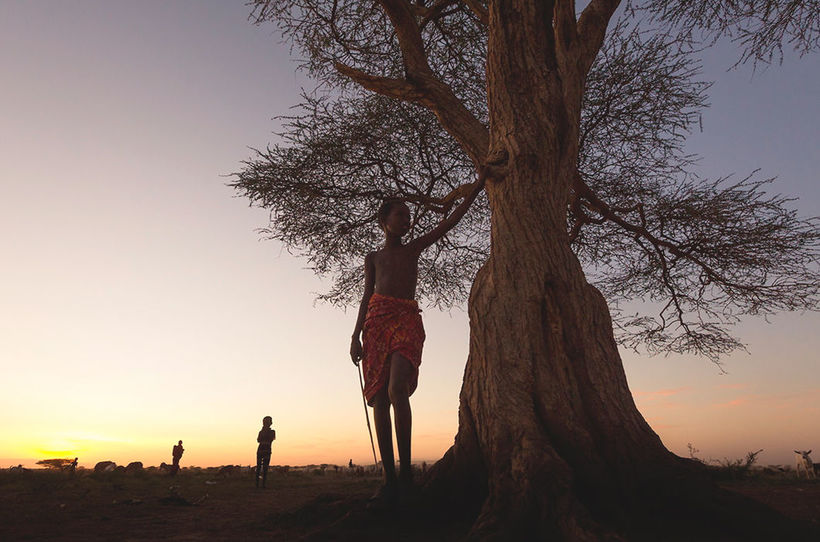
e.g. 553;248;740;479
218;465;240;477
159;462;179;475
125;462;143;473
94;461;116;473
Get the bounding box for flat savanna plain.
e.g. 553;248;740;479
1;467;818;541
0;467;470;541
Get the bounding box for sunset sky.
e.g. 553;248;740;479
1;2;818;469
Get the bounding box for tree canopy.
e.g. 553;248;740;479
232;1;819;362
36;458;74;470
641;0;820;66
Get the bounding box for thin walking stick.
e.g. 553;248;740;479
357;362;379;469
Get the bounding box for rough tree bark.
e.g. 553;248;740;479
420;2;803;540
422;3;680;538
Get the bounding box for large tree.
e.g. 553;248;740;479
234;1;819;539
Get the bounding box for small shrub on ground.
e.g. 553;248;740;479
711;449;764;480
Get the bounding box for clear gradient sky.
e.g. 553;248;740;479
1;1;818;469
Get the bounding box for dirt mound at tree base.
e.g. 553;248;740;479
282;484;820;541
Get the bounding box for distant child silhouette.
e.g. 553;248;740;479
256;416;276;488
172;440;184;474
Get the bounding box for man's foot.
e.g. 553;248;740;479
366;483;398;510
397;471;419;507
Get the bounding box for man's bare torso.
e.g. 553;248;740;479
370;245;419;300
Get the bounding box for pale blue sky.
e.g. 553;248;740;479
0;1;817;468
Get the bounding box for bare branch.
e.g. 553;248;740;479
637;0;820;66
578;0;623;73
554;0;579;51
335;61;428;101
377;0;433;76
462;0;488;26
416;0;460;28
375;0;489;162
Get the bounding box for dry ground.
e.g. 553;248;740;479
0;467;817;541
0;467;469;541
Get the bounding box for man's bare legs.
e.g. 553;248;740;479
370;352;414;497
387;352;414;485
371;386;397;491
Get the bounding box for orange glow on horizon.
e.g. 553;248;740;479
4;428;456;470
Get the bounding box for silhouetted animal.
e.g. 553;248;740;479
94;461;116;473
795;450;816;479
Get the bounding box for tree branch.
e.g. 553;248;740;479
415;0;460;28
640;0;820;66
359;0;490;161
577;0;622;74
335;62;429;101
574;171;754;294
553;0;579;52
378;0;433;77
461;0;488;26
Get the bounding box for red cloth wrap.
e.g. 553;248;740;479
362;293;425;406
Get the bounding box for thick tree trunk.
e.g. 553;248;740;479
423;3;809;541
423;207;808;541
425;3;679;536
426;143;686;538
422;134;807;537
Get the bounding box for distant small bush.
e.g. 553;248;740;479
687;443;704;464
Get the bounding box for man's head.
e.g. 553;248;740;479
178;440;183;445
378;199;411;237
263;415;273;427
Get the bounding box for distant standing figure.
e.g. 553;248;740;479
172;440;184;474
69;457;78;474
256;416;276;488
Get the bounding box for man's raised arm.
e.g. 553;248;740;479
409;169;488;252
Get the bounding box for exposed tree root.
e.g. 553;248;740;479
420;454;819;541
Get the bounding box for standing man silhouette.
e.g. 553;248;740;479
256;416;276;488
172;440;184;475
